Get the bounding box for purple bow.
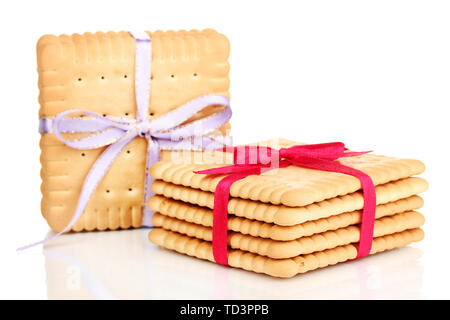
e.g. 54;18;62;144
18;31;232;251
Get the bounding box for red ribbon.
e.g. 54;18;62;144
194;142;376;266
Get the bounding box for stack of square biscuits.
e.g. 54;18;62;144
148;139;427;278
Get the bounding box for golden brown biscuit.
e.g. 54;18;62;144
150;195;423;240
152;211;424;258
150;177;428;225
150;149;425;207
148;228;424;278
38;30;230;232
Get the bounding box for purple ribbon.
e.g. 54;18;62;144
18;31;231;251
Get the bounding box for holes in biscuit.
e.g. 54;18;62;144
81;152;86;157
102;114;107;117
193;73;198;77
128;188;133;192
77;78;82;82
106;189;110;193
125;112;129;116
101;76;105;80
149;112;154;116
170;74;175;78
123;74;128;78
126;150;131;154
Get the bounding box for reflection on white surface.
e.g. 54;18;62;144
43;229;424;299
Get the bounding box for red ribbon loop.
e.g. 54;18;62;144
194;142;376;266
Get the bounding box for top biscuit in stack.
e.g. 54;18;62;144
149;138;425;207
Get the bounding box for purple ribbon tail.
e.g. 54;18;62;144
17;131;137;252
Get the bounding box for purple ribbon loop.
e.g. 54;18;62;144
18;32;232;251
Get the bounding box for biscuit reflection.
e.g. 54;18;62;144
44;229;152;299
148;244;424;299
44;229;424;299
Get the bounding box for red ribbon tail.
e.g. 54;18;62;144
355;173;376;258
212;173;253;266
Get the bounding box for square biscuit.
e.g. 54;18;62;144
149;138;426;207
151;210;425;259
150;194;424;240
148;227;424;278
150;177;428;225
38;29;231;232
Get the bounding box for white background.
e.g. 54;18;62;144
0;0;449;299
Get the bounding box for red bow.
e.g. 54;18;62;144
195;142;376;266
